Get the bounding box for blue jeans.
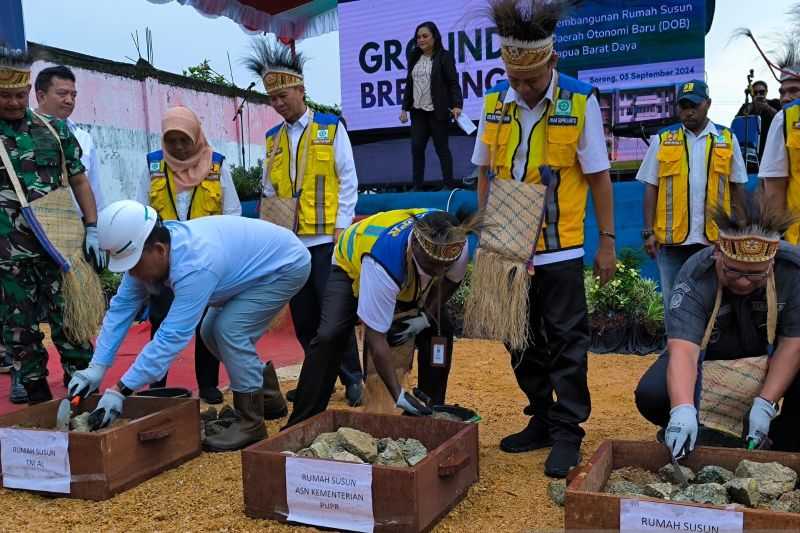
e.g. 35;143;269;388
656;244;707;319
200;260;311;392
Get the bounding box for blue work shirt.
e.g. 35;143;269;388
92;216;311;390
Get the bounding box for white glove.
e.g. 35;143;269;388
84;224;107;272
68;362;109;399
747;396;778;446
387;313;431;346
664;404;698;459
90;389;125;429
396;389;433;416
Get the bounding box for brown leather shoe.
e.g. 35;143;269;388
203;391;267;452
262;361;288;420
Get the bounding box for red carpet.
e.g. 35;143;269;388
0;317;304;416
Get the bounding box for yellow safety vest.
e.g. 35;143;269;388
481;72;591;253
783;102;800;244
654;125;734;244
265;112;340;236
146;150;225;221
334;208;430;302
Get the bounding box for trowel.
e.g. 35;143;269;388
55;396;80;432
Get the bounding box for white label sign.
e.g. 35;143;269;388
0;428;71;494
286;456;374;533
621;499;743;533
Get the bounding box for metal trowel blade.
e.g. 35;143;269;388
56;399;71;431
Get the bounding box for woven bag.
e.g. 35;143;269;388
699;355;769;437
463;178;546;350
260;112;314;232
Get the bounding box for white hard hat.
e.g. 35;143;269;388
97;200;158;273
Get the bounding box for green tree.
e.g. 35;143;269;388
182;59;230;86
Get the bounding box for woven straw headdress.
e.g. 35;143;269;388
0;47;31;89
244;38;305;94
487;0;575;76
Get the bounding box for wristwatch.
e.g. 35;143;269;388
641;229;654;240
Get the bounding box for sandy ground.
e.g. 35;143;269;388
0;340;657;532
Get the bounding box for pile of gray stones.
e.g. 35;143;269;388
283;427;429;467
548;460;800;512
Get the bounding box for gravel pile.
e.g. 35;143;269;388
601;461;800;512
284;426;429;467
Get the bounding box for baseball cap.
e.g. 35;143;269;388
97;200;158;272
678;80;709;104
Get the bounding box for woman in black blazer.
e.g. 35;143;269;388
400;21;464;190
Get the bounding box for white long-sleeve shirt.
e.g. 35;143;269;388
67;120;104;215
136;160;241;220
92;216;310;390
261;108;358;248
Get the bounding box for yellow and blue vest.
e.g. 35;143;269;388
146;150;225;221
265;112;340;236
334;208;433;303
654;124;734;244
783;101;800;244
481;73;592;253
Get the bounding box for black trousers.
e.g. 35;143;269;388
410;108;454;186
635;350;800;451
509;258;591;444
148;288;219;389
289;242;362;387
286;266;454;427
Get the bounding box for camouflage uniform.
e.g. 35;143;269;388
0;109;93;384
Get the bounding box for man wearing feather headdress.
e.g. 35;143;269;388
636;200;800;457
286;209;480;427
245;39;363;407
470;0;615;477
0;47;101;405
751;25;800;243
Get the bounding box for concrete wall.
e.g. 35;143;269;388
30;59;280;205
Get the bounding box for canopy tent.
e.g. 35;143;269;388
145;0;338;40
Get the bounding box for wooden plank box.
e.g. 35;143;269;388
0;395;201;500
242;409;479;532
565;440;800;530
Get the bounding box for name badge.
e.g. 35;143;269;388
714;143;729;149
548;116;578;126
662;140;682;146
485;112;512;124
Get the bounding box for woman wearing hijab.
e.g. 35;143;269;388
400;21;463;190
136;106;241;403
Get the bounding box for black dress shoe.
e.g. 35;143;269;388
544;440;582;478
199;387;224;404
286;388;297;402
9;369;28;404
345;382;363;407
500;418;553;453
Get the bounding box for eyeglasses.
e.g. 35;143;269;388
721;262;771;282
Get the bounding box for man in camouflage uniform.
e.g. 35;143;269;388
0;48;103;404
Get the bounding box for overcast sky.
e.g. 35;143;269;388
22;0;797;124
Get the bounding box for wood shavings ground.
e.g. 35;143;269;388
0;340;657;532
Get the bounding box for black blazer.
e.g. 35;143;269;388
402;49;463;122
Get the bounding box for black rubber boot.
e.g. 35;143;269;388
262;361;288;420
544;440;582;478
24;378;53;405
500;417;553;453
203;391;267;452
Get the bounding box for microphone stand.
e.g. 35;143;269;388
233;81;256;167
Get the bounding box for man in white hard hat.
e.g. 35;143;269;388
67;200;310;451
